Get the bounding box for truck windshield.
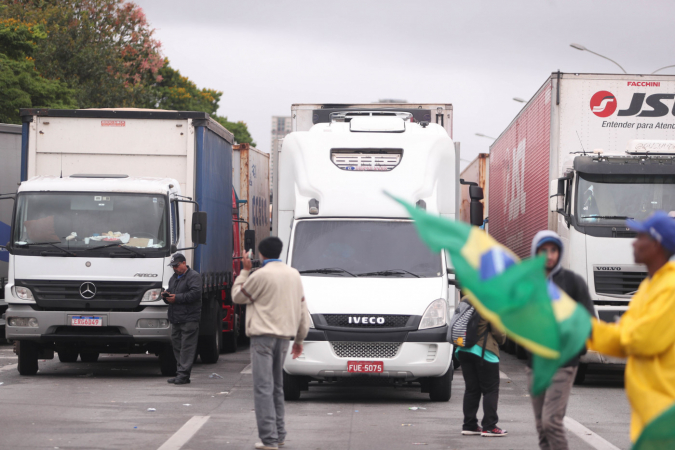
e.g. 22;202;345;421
12;192;169;254
577;174;675;224
291;220;442;277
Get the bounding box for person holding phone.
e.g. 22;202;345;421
232;237;310;450
164;253;202;385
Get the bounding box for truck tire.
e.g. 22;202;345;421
159;344;177;376
222;308;239;354
283;371;302;401
58;350;79;363
17;341;39;376
574;363;588;385
80;352;99;363
428;365;453;402
198;307;221;364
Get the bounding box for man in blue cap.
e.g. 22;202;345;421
589;211;675;444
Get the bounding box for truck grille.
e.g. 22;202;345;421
330;342;401;359
323;314;410;328
594;271;647;296
15;279;161;310
331;150;402;172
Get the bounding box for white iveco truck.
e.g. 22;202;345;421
273;103;461;401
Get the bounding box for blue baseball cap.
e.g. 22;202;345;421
626;211;675;253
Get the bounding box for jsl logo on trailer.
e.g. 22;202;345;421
591;90;675;118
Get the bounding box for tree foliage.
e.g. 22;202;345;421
0;13;76;123
0;0;256;145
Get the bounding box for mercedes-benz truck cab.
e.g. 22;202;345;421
274;108;459;401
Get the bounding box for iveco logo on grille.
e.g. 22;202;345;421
349;317;386;325
79;282;97;299
595;267;622;271
134;273;158;277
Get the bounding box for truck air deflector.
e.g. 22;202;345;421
331;149;403;172
573;155;675;175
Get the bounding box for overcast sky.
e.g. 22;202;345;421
135;0;675;169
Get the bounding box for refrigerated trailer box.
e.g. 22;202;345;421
5;109;234;375
233;143;270;257
489;72;675;367
0;124;22;307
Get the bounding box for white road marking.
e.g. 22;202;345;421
499;370;509;380
241;364;252;374
0;364;17;372
564;417;621;450
157;415;210;450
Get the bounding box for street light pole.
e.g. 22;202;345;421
652;65;675;74
475;133;496;140
513;97;526;103
570;43;627;74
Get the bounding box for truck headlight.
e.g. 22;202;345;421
141;288;162;302
8;317;38;327
419;299;447;330
137;319;170;328
13;286;34;300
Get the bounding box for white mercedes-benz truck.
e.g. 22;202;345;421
4;108;234;376
273;103;460;401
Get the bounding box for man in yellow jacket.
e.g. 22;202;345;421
589;211;675;443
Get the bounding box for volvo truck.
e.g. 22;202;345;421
488;73;675;381
4;109;234;375
273;103;460;401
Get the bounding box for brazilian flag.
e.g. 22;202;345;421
391;195;592;395
633;402;675;450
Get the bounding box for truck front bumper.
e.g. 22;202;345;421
5;304;171;343
580;349;626;365
284;341;453;380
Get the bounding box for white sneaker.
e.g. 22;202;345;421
254;443;278;450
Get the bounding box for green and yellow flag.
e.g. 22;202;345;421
633;402;675;450
391;195;592;395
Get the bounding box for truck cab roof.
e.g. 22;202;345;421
18;175;182;196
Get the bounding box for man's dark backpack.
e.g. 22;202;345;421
449;301;490;356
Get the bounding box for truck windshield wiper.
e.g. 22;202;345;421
18;242;76;257
298;268;356;277
581;215;634;220
356;269;421;278
84;243;146;257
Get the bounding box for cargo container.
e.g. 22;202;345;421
5;109;234;375
233;143;270;256
489;73;675;378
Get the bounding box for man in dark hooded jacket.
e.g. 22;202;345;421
527;231;595;450
164;253;202;385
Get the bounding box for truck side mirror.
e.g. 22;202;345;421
191;211;207;245
468;185;484;227
244;229;256;254
549;179;564;212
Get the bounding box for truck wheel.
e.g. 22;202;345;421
574;363;588;385
198;308;221;364
452;354;460;371
283;371;302;401
58;350;79;363
428;365;453;402
159;345;177;376
515;343;528;360
80;352;99;363
222;309;239;354
17;341;39;376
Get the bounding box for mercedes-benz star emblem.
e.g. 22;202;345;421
79;282;97;299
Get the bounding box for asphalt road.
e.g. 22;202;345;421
0;342;630;450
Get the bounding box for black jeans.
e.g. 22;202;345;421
458;351;500;430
